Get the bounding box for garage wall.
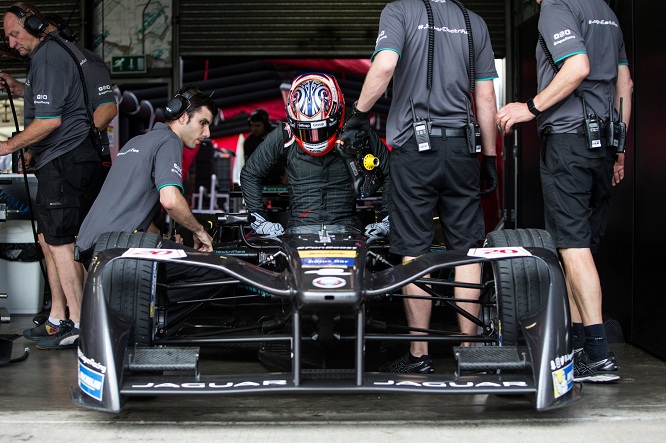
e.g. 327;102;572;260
175;0;507;59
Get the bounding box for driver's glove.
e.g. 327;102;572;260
480;155;498;199
342;101;371;133
251;212;284;236
364;215;390;238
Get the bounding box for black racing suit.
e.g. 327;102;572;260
241;122;391;230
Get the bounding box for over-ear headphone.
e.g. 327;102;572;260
7;5;47;38
165;88;202;120
45;13;76;42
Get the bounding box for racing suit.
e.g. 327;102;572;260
241;122;391;230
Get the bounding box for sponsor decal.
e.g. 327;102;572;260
132;380;289;390
373;380;529;389
550;351;575;370
553;29;572;40
98;85;111;92
588;19;618;27
376;30;387;46
311;120;326;129
301;257;355;267
312;276;346;289
552;361;574;398
467;247;532;258
172;163;183;178
122;248;187;259
116;147;140;157
553;36;576;46
298;246;355;250
36;94;48;100
418;24;467;35
299;250;356;258
78;355;106;402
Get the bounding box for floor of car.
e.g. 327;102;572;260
2;313;665;442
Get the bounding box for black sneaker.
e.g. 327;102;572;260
23;319;62;341
35;320;79;350
379;353;435;374
574;350;620;383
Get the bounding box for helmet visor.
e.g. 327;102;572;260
293;119;339;144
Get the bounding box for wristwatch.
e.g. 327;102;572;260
527;98;542;117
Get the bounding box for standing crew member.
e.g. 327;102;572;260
345;0;498;373
0;3;100;350
497;0;633;382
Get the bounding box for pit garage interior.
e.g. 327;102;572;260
0;0;665;440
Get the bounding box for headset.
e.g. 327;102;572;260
44;13;77;42
165;88;202;120
7;5;47;38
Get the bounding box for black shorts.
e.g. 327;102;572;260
540;133;615;252
35;139;101;246
389;133;484;257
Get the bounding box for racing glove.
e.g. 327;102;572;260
342;101;371;133
480;155;498;199
364;215;390;238
250;212;284;237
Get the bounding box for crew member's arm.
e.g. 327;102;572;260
94;102;118;131
612;64;634;187
159;185;212;251
369;130;391;215
475;80;497;157
356;50;399;113
0;117;60;155
497;53;589;133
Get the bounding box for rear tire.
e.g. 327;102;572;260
94;231;162;346
484;229;557;346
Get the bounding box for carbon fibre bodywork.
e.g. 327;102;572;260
71;228;581;413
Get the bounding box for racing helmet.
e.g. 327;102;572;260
286;73;345;156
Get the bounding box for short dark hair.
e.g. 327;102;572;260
167;85;218;122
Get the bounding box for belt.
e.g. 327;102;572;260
548;124;606;137
429;126;466;138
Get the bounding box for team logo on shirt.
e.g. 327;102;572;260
376;30;387;45
172;163;182;178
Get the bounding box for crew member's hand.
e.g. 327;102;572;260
496;102;535;134
251;212;284;237
0;72;24;97
612;153;625;187
480;155;498;198
364;216;390;238
193;227;213;252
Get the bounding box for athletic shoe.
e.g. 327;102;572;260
35;320;79;350
574;350;620;383
23;319;62;341
379;353;435;374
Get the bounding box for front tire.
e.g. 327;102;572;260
94;231;162;346
485;229;557;346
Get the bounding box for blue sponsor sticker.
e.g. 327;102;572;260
552;360;574;398
79;361;105;401
301;257;355;267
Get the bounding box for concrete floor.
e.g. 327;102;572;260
2;314;666;442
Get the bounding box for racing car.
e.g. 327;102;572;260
71;215;581;413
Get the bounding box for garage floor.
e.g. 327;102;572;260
1;314;665;442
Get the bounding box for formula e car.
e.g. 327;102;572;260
71;216;580;413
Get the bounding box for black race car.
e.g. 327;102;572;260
71;216;580;412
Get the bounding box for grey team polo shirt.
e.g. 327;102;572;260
76;123;184;251
373;0;498;147
536;0;629;134
24;32;91;168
